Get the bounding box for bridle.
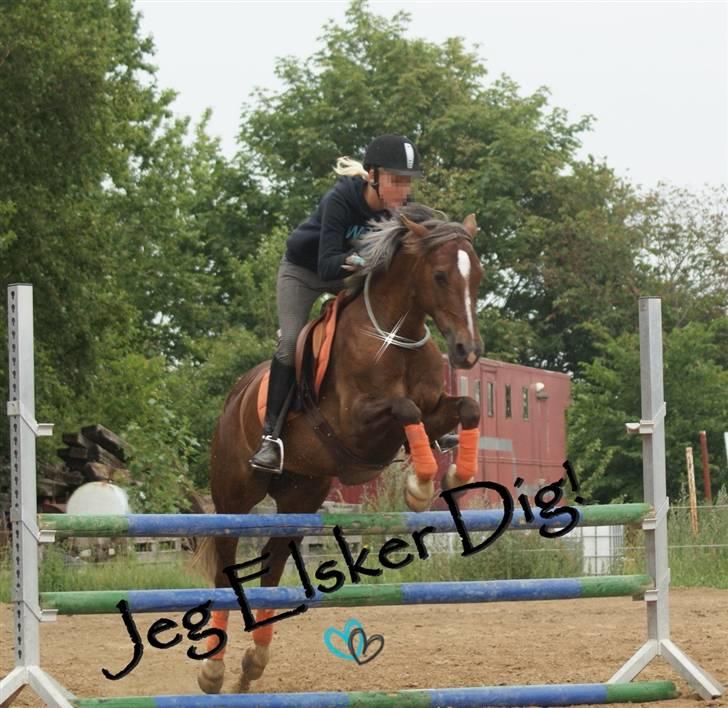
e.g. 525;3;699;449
363;272;431;350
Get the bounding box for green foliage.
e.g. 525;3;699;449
166;326;274;487
107;110;277;360
568;320;728;503
0;0;162;465
636;184;728;328
0;0;159;382
0;0;275;492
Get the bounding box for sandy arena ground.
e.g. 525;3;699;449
2;588;727;707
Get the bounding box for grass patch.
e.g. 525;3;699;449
0;543;208;602
667;487;728;588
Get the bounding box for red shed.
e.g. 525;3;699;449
327;356;571;507
439;357;572;507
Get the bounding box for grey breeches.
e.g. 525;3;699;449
274;257;344;366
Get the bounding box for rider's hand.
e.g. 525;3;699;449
342;253;366;272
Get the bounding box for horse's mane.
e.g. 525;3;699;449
345;203;473;292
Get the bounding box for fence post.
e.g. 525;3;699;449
685;447;698;536
699;431;712;504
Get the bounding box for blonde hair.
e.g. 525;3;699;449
333;157;368;179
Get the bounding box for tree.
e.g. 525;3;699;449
0;0;167;463
0;0;279;500
106;111;277;360
0;0;176;365
635;184;728;329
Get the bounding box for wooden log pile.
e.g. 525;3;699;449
57;424;132;485
0;425;134;524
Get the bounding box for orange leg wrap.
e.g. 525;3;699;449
206;610;229;659
404;423;438;481
456;427;479;481
251;609;276;647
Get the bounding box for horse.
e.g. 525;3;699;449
193;203;484;693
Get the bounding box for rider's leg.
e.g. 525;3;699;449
249;355;296;473
250;256;342;474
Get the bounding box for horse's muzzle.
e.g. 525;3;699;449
449;338;482;369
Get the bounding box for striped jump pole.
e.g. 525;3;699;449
39;503;652;539
41;575;652;615
69;681;679;707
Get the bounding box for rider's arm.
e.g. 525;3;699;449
317;191;357;281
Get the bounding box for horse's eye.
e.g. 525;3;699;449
434;271;448;287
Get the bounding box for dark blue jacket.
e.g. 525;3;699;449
285;176;387;281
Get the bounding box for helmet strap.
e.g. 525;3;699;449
370;167;381;199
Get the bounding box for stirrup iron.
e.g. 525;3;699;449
264;434;285;472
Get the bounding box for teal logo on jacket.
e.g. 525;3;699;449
345;225;368;240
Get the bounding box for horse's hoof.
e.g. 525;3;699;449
405;475;434;511
198;658;225;694
238;644;270;692
442;463;474;492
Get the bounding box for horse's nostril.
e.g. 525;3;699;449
455;343;467;360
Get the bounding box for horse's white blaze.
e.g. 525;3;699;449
458;249;475;339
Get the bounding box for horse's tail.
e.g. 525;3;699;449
190;535;219;586
186;489;219;585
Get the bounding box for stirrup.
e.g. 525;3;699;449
251;435;285;474
434;434;459;454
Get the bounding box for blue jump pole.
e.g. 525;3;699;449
42;575;651;615
40;504;652;538
71;680;679;706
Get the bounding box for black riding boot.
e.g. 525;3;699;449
249;357;296;474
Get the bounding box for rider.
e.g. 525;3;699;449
250;134;423;474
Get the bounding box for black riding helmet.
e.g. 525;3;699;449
363;134;423;178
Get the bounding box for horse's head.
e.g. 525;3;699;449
400;211;484;369
349;204;484;369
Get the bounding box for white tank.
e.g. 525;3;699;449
66;481;130;515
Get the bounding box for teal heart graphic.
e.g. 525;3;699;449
323;619;365;661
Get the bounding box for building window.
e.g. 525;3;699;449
505;384;512;418
459;376;468;396
522;386;529;421
474;380;481;403
487;382;494;417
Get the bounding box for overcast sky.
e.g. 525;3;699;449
136;1;727;192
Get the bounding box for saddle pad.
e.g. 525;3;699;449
256;369;302;426
257;294;343;425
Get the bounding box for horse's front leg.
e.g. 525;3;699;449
422;393;481;491
354;395;439;511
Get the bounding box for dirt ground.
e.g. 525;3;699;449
2;588;726;707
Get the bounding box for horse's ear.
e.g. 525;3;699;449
463;213;478;240
401;214;429;238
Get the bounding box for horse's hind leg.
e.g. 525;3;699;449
238;472;332;693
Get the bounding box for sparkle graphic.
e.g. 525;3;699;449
364;311;410;362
